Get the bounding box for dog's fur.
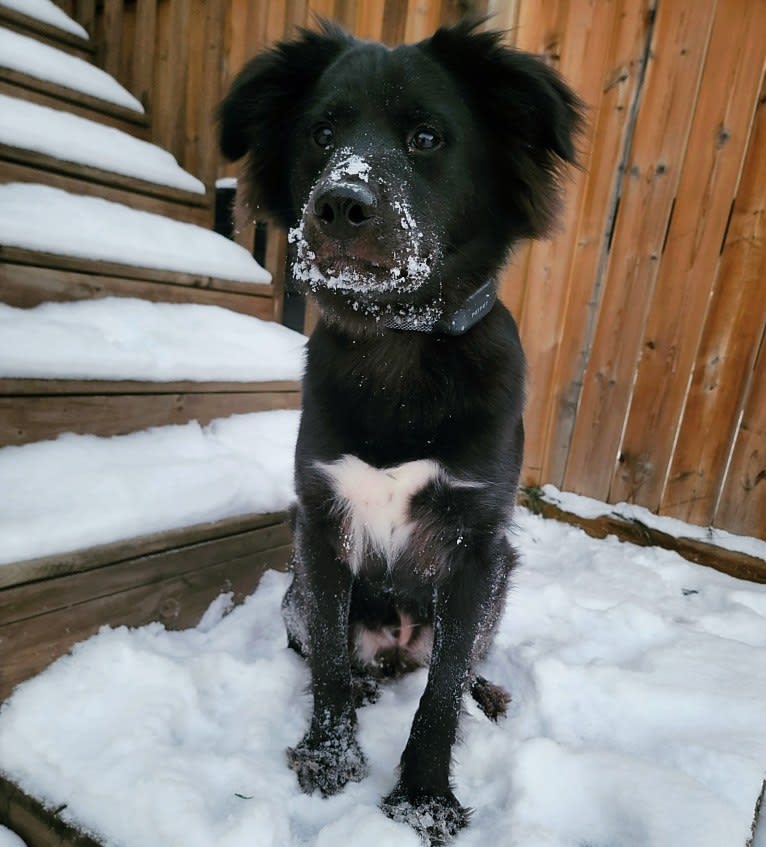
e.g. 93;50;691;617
219;20;580;844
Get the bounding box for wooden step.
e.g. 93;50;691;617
0;25;148;138
0;144;210;225
0;511;293;702
0;247;276;318
0;377;301;446
0;3;93;60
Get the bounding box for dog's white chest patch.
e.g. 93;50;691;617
317;455;440;571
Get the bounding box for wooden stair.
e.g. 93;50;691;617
0;0;296;724
0;1;93;59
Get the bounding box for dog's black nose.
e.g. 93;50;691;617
312;182;377;237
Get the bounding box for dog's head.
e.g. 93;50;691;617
219;20;582;333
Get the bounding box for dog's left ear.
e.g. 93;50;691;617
217;22;352;227
421;20;584;238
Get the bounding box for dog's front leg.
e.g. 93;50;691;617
382;539;507;843
286;514;368;796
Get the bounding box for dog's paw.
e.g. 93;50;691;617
470;674;511;722
381;785;470;845
351;674;381;708
286;732;368;797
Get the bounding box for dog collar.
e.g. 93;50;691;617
382;278;497;336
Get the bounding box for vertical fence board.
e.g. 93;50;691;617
131;0;157;111
515;0;621;483
99;0;123;79
541;0;653;487
663;71;766;528
562;0;717;500
715;329;766;537
610;0;766;510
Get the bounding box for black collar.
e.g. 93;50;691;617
382;278;497;336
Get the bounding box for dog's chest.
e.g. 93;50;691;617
317;454;440;572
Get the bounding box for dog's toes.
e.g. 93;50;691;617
470;674;511;722
286;733;368;797
351;674;381;707
381;786;470;845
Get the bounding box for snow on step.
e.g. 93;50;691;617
0;183;271;283
0;409;300;564
0;298;305;381
0;94;204;193
0;0;88;39
0;26;142;112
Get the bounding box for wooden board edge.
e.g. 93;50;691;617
518;490;766;585
0;144;209;209
0;773;103;847
0;246;274;297
0;378;302;396
0;6;94;56
0;511;290;590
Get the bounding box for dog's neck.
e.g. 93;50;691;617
382;278;497;336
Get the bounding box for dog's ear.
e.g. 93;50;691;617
218;22;352;225
421;20;584;238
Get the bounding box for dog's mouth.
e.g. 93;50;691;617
288;218;435;300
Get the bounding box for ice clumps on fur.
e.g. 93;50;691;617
287;151;438;321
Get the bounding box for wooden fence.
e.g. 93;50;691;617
53;0;765;540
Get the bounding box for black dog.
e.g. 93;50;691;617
219;20;580;844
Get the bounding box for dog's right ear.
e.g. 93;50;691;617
218;22;351;225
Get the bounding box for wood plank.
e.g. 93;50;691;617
609;0;766;510
0;512;288;589
381;0;407;45
0;69;148;136
519;491;766;585
153;0;191;162
562;0;717;500
0;262;276;319
404;0;442;42
75;0;96;36
515;0;618;485
0;247;274;297
0;379;300;396
714;328;766;539
0;148;210;224
99;0;123;79
131;0;157;111
0;523;292;625
0;536;292;700
662;71;766;526
0;4;93;59
0;773;102;847
0;389;301;446
539;0;654;487
355;0;385;40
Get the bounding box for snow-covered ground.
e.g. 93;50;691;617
0;94;204;193
0;0;88;39
0;409;301;565
0;509;764;847
0;298;305;382
0;184;271;283
0;27;142;111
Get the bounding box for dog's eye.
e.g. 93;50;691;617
312;123;334;149
409;127;442;152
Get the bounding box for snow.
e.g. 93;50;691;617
1;510;765;846
216;177;238;189
0;298;305;382
0;410;300;565
0;0;88;39
0;184;272;283
0;827;26;847
542;483;766;561
0;94;204;193
0;27;143;112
